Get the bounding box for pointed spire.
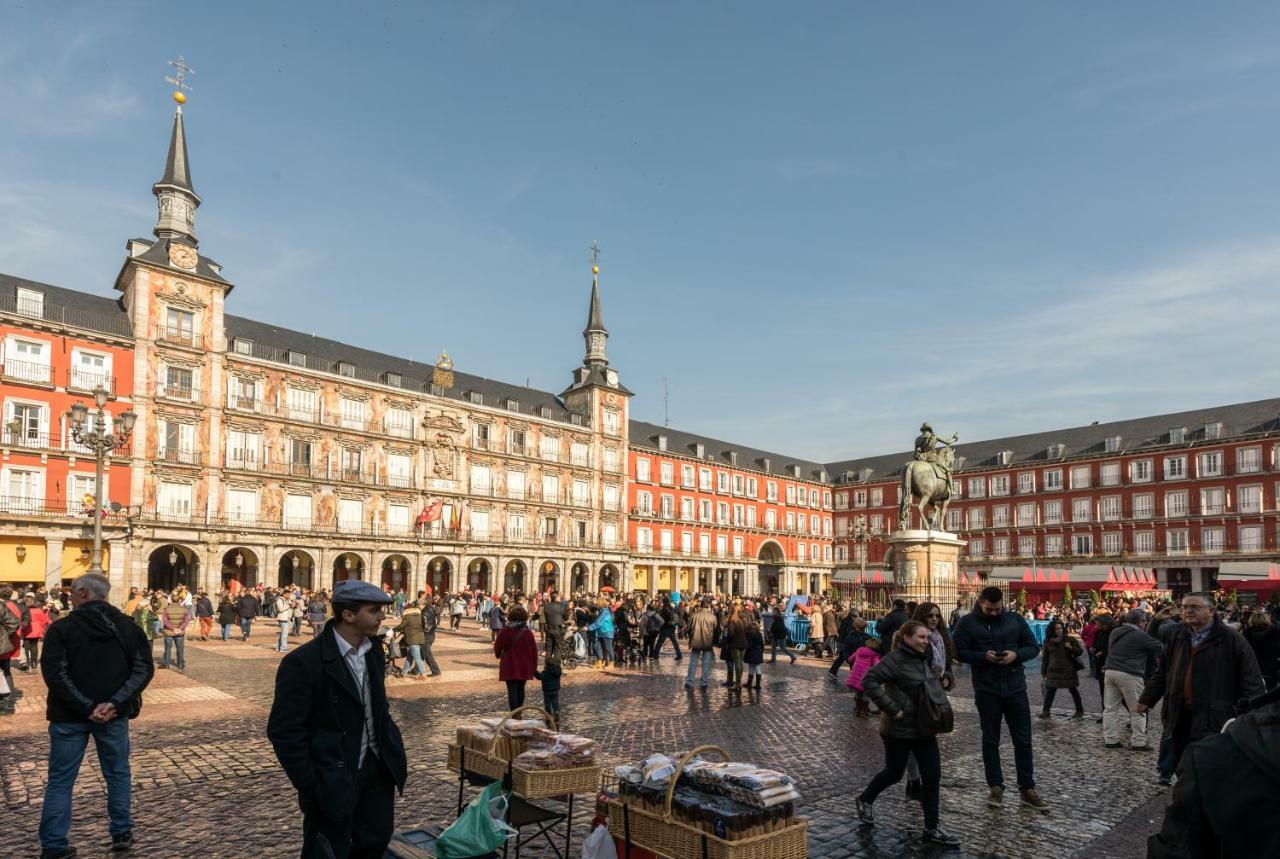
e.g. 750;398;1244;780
152;105;202;245
157;108;195;193
585;273;607;336
583;252;609;367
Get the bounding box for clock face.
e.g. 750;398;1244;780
168;243;198;270
606;369;619;386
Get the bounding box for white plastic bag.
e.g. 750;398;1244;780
581;824;617;859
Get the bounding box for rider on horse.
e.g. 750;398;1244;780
914;423;958;483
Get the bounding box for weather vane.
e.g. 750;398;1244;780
166;55;194;106
590;240;601;275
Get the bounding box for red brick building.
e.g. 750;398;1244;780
828;399;1280;603
1;275;136;585
627;421;834;596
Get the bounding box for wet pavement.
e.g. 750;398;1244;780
0;622;1169;858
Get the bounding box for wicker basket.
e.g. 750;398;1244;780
606;745;808;859
446;706;602;800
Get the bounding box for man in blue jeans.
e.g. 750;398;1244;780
953;586;1049;812
39;573;154;858
684;599;719;688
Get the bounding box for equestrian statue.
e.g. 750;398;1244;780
899;422;958;531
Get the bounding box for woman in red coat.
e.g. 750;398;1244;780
494;605;538;710
21;596;50;671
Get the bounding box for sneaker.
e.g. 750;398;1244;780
905;779;922;802
40;848;78;859
1103;742;1122;749
1019;789;1049;811
922;828;962;847
1129;744;1151;751
855;796;874;824
987;786;1004;807
111;831;133;851
1157;774;1173;786
1037;710;1051;719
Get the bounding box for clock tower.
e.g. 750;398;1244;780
563;258;630;408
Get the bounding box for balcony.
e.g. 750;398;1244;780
259;460;327;480
157;448;203;467
337;467;375;484
157;385;200;403
384;422;414;440
66;369;115;396
322;412;373;433
228;396;271;415
157;325;198;347
1;360;53;386
284;405;320;423
1;429;59;451
381;473;415;489
224;455;259;471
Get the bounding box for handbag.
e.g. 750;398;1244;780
916;670;954;737
435;781;516;858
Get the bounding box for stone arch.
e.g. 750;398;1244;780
278;549;316;589
334;551;366;583
571;562;589;592
503;559;527;594
598;564;619;591
426;556;452;595
221;547;260;589
147;544;200;592
537;559;560;593
465;557;492;592
757;540;785;596
381;554;411;591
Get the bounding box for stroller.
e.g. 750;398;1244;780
381;628;404;679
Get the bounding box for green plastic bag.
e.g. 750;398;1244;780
435;781;516;858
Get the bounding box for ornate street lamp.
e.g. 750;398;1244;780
235;551;245;568
68;388;135;577
168;547;179;566
850;519;880;610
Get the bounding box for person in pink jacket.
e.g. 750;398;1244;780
846;638;883;716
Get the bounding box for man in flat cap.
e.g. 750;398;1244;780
267;580;408;859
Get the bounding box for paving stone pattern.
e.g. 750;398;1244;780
0;624;1170;858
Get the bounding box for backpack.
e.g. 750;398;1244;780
916;671;954;736
0;601;20;643
645;612;662;634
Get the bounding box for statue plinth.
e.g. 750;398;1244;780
886;529;965;607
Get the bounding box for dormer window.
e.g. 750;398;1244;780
1046;443;1064;458
336;361;355;378
429;383;444;396
657;435;668;452
506;398;520;412
859;467;874;481
1203;421;1222;440
288;351;307;368
381;371;402;387
469;391;484;405
539;405;552;419
232;338;253;356
997;450;1013;466
1169;427;1186;444
15;287;43;318
791;464;802;478
695;443;706;458
1104;435;1122;453
726;450;737;466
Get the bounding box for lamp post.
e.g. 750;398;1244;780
850;519;878;610
67;388;136;577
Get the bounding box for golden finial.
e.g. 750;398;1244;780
432;350;454;390
166;55;194;108
590;240;601;277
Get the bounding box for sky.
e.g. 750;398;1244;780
4;2;1280;462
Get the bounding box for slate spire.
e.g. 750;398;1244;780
152;105;202;245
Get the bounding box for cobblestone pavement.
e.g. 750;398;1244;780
0;622;1171;858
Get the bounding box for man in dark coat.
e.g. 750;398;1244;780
267;580;408;859
39;573;154;857
876;600;910;656
234;591;260;641
1137;592;1265;772
539;592;566;656
1148;686;1280;858
953;586;1047;811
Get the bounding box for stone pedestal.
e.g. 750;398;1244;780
886;530;965;607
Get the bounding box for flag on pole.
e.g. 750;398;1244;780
416;499;444;526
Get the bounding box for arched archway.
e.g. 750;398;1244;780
466;558;491;592
538;560;559;593
503;560;526;594
334;552;365;583
278;549;315;589
426;556;451;595
382;555;410;591
757;541;785;596
599;564;618;590
147;544;199;592
221;547;259;589
571;562;589;592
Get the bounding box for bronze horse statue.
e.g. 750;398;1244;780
899;445;956;530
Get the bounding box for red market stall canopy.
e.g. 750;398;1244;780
833;569;892;585
989;564;1157;590
1217;562;1280;593
1098;566;1159;591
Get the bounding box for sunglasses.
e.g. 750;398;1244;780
926;613;942;619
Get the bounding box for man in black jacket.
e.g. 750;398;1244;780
876;600;910;655
1148;687;1280;858
39;573;154;858
234;591;260;641
540;592;566;656
953;586;1047;812
267;580;408;859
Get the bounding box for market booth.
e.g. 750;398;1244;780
1216;561;1280;602
990;564;1160;603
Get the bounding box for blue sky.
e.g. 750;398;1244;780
4;2;1280;461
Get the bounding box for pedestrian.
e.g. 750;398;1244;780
721;604;749;691
949;597;969;630
767;609;796;664
743;617;765;690
194;591;214;641
588;599;615;668
234;590;259;641
419;598;443;677
159;595;191;671
488;599;506;643
273;591;293;653
306;590;328;638
494;605;537;711
654;598;683;661
1099;608;1161;750
394;599;429;679
540;592;567;657
641;602;661;660
1089;612;1117;721
855;620;962;848
1147;685;1280;857
534;653;563;721
38;573;154;857
266;580;407;859
215;595;237;642
904;602;957;799
829;613;868;681
0;589;22;717
1038;619;1085;719
132;597;160;664
684;598;719;689
21;595;50;675
952;585;1049;811
846;637;882;716
1243;609;1280;690
1137;592;1265;775
450;594;465;630
876;599;910;656
822;601;839;659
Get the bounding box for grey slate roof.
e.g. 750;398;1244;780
629;419;830;483
824;397;1280;484
586;279;606;334
0;272;132;337
224;314;582;425
121;238;231;288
